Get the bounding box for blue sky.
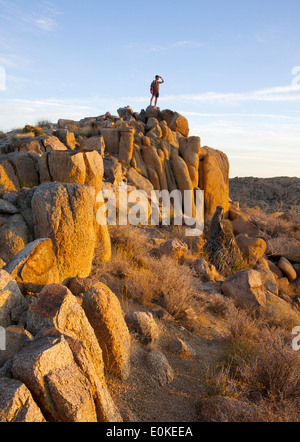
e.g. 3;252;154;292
0;0;299;177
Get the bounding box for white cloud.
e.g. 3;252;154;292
0;97;96;131
159;84;300;104
0;1;61;33
151;40;205;51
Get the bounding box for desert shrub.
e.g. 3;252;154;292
212;239;250;276
108;224;150;269
93;224;201;323
203;364;243;399
207;294;234;318
260;299;300;331
23;124;45;137
36;120;53;129
245;207;300;241
125;254;198;320
240;328;300;402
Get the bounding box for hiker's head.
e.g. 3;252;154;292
155;75;159;80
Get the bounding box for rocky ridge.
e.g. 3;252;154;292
0;106;299;422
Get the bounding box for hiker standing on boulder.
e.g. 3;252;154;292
150;75;164;107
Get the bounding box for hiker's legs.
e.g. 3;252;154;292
150;93;159;107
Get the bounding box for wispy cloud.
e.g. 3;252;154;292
0;0;62;32
150;40;205;51
118;84;300;107
157;84;300;104
123;40;204;52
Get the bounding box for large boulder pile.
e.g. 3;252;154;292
1;105;298;422
0;279;128;422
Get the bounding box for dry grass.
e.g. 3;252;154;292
239;328;300;402
207;294;234;318
245;207;300;241
93;224;203;327
93;220;300;422
203;303;300;421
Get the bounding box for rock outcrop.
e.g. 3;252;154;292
1;105;297;423
31;182;98;283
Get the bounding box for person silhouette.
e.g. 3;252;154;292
150;75;164;107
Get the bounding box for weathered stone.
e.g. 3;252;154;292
40;135;68;152
145;106;162;121
229;204;251;222
0;270;28;328
12;334;97;422
131;144;148;178
169;338;196;358
25;284;121;422
266;238;300;263
267;259;284;279
235;234;267;264
42;328;122;422
126;167;154;198
278;257;297;281
232;219;260;237
82;284;131;379
0;214;29;263
4;238;60;293
32;183;97;282
203;150;229;219
168;112;189;138
103;155;123;185
4;152;40;189
147;122;163;140
0;198;19;214
101;128;120;155
8;138;44;155
159;239;188;261
0;377;46;422
171;149;194;213
221;270;267;309
117;106;134;120
192;258;219;282
146;351;174;386
119;128;134;164
55;129;76;150
39;150;104;195
45;363;97;422
125;311;159;344
26;284;105;381
81;136;105;154
68;276;99;297
254;259;278;295
142;144;168;191
179;136;201;187
0;160;20;192
0;325;32;363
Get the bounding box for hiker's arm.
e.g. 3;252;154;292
159;76;164;84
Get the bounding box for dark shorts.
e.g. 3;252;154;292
152;90;159;98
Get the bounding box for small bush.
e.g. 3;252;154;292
23;124;45;137
240;328;300;401
208;294;234;318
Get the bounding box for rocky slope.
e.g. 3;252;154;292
230;176;300;213
0;106;299;423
